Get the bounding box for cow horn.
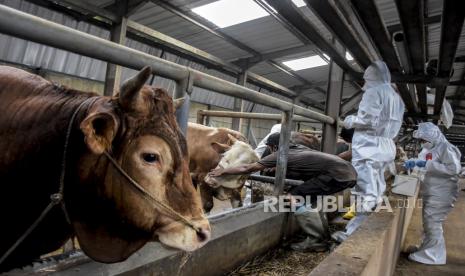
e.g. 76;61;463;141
173;97;185;110
227;134;238;144
119;66;152;111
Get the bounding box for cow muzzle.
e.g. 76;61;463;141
204;174;221;188
155;218;211;251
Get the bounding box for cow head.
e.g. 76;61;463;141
71;67;210;263
204;135;259;189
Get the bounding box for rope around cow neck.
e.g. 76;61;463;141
0;96;97;265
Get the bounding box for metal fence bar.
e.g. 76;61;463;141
197;110;319;123
248;175;303;187
0;5;334;124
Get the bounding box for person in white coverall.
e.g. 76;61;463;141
332;61;405;242
407;122;462;265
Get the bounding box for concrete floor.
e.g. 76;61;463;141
395;179;465;276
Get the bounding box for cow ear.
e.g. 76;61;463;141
173;97;185;110
227;134;238;144
211;142;230;154
80;112;118;155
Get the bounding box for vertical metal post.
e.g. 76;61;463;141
174;75;192;134
196;110;205;125
274;107;294;195
322;44;344;154
104;1;128;96
232;71;247;131
205;104;211;126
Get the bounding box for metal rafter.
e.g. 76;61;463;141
395;0;427;113
232;44;316;68
305;0;372;68
150;0;325;94
387;14;442;34
434;0;465;115
265;0;360;78
349;0;418;113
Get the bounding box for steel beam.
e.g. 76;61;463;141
394;0;427;113
253;0;313;46
350;0;418;113
53;0;118;22
452;69;465;124
174;76;192;134
392;32;421;113
0;5;334;124
104;1;128;96
232;71;247;131
306;0;371;68
387;14;442;34
274;109;294;195
232;45;316;68
265;0;360;78
322;41;344;154
434;0;465;115
341;90;363;116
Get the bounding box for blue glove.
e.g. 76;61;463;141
416;160;427;168
404;160;416;169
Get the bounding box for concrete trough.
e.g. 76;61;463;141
310;186;419;276
9;201;296;276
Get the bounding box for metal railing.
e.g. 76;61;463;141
0;4;337;193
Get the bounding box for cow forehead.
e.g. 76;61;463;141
223;141;258;161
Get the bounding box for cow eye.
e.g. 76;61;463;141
141;153;160;163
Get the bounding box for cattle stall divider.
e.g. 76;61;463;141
0;5;344;275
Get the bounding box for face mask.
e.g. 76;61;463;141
421;142;433;149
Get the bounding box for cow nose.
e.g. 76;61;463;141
196;227;211;243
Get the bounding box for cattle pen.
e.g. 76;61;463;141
1;0;465;276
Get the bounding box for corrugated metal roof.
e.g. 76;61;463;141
221;15;302;53
0;0;464;123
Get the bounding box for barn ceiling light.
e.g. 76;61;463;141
346;51;354;61
282;55;328;70
191;0;269;28
292;0;306;7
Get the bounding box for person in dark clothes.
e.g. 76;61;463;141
208;132;357;251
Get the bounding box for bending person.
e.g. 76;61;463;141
208;133;356;252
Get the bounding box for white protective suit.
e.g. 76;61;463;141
409;122;462;265
254;124;281;158
344;61;405;212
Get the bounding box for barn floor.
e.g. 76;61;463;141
227;223;346;276
395;179;465;276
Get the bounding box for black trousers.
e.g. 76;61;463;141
290;174;356;198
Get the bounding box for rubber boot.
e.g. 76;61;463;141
291;205;330;252
290;237;329;252
342;203;356;220
332;213;368;243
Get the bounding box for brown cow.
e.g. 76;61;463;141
187;123;258;212
0;66;209;272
